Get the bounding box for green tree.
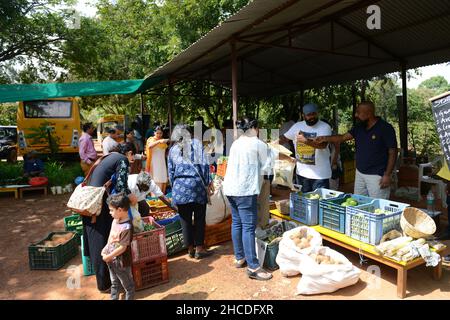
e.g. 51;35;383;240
418;75;449;93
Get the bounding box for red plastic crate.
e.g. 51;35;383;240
132;256;169;291
131;217;166;263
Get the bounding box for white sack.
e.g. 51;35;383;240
296;246;360;295
275;226;322;277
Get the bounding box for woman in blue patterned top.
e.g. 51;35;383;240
168;124;213;259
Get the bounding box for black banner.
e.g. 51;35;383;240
431;91;450;168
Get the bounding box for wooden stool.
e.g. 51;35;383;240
19;186;48;198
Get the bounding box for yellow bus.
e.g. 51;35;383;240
97;114;128;143
16;97;81;156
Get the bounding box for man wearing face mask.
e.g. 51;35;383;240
314;101;397;199
277;103;332;192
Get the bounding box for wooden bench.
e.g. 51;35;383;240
19;186;47;198
0;184;32;199
270;209;446;299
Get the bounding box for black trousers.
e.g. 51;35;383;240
82;194;113;292
177;203;207;247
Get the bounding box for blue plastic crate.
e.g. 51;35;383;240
345;199;410;245
290;188;344;226
319;194;374;233
80;236;95;276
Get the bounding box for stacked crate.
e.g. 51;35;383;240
131;217;169;290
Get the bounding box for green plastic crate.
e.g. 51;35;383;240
29;232;78;270
164;218;182;235
166;228;185;257
64;214;83;244
80;236;95;276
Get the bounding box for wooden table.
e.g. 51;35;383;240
0;184;31;199
270;209;446;299
19;186;47;198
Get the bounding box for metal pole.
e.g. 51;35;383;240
400;62;408;157
168;79;174;137
140;93;145;146
352;83;357;126
231;40;238;139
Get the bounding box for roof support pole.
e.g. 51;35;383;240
400;63;408;157
168;79;174;136
352;83;357;126
231;40;238;139
140;93;145;146
299;89;304;121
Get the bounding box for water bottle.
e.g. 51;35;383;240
426;190;435;213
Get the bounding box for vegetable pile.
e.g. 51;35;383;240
309;253;343;265
341;197;359;207
37;233;73;247
289;228;314;250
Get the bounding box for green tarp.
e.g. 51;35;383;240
0;76;163;103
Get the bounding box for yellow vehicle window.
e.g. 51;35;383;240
24;100;72;118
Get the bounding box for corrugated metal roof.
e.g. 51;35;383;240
144;0;450;96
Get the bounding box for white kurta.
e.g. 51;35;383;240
151;147;168;183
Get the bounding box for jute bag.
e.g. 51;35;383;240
67;155;112;223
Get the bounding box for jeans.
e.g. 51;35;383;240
296;175;330;193
108;259;135;300
178;203;207;247
354;169;390;199
227;195;259;270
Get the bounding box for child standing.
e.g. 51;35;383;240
101;193;135;300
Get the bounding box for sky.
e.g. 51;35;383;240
73;1;450;88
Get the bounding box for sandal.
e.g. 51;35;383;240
234;259;247;268
188;249;195;258
247;268;273;281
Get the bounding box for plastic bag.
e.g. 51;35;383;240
273;159;296;190
206;176;231;225
129;205;145;233
296;246;360;295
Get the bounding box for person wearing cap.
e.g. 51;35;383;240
127;172;176;216
314;101;397;199
102;128;120;155
277;103;332;193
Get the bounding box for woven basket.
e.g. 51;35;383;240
400;207;436;239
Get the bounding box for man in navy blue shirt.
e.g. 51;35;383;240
314;101;397;199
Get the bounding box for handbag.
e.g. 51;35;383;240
67;155;112;223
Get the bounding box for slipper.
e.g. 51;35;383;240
247;268;273;281
188;250;195;258
234;259;247;268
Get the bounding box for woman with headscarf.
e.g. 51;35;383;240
82;142;137;293
145;126;169;194
168;124;213;259
223;118;276;281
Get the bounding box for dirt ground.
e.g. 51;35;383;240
0;190;449;300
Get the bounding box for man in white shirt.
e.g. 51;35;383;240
277;103;332;192
128;172;175;216
102;128;120;155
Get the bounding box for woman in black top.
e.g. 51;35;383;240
82;142;136;292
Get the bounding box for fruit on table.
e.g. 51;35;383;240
374;208;389;214
305;193;321;200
